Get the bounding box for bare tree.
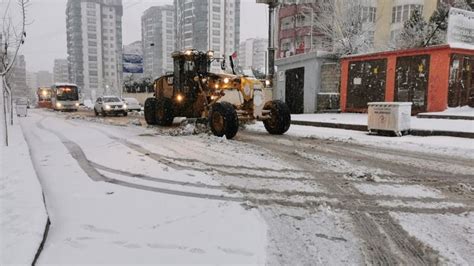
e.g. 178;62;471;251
0;0;29;146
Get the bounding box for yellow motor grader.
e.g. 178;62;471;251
144;49;291;139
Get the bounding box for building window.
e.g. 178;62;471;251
392;4;423;24
281;16;293;30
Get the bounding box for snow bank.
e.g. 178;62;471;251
418;106;474;118
291;113;474;133
0;121;48;265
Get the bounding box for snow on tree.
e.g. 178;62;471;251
311;0;377;56
393;0;472;49
0;0;30;146
395;8;429;49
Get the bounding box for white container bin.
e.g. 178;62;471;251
367;102;412;136
15;98;28;117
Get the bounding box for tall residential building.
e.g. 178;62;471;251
26;71;38;90
66;0;123;101
6;55;28;98
36;71;53;87
53;59;69;83
175;0;240;69
141;5;175;79
238;38;268;73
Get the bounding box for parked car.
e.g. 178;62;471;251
122;97;141;112
94;96;128;117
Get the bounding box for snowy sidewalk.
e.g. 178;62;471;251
291;113;474;138
417;106;474;120
0;119;49;265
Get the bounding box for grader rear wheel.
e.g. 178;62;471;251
144;98;157;125
263;100;291;135
155;97;174;126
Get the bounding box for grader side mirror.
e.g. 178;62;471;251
221;58;226;71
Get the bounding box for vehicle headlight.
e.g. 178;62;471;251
56;103;62;108
75;103;80;107
265;80;271;87
176;94;184;102
223;78;230;84
105;105;111;110
123;104;127;109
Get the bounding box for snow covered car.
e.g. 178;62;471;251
94;96;128;117
122;97;141;112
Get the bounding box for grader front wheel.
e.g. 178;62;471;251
263;100;291;135
209;102;239;139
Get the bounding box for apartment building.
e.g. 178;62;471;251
238;38;268;73
66;0;123;101
36;71;53;87
175;0;241;70
141;5;175;78
53;59;69;83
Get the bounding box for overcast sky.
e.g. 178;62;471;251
1;0;268;72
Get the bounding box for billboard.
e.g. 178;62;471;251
447;8;474;49
123;53;143;73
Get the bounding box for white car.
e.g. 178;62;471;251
94;96;128;117
122;97;141;112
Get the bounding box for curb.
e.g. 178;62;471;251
416;114;474;121
32;193;51;266
291;120;474;139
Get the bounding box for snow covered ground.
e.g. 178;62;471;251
0;119;48;265
18;111;267;264
3;108;473;264
291;112;474;133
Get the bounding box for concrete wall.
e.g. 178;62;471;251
275;51;337;113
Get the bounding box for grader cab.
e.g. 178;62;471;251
144;49;291;139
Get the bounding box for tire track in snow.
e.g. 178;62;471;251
237;132;445;265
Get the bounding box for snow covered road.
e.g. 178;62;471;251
17;109;474;264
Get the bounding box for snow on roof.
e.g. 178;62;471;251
341;44;474;60
53;82;78;87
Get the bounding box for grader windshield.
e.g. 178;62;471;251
172;50;211;91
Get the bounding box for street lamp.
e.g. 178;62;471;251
256;0;279;85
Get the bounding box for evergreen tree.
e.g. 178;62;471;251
396;8;428;49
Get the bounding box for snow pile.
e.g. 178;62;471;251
0;122;48;265
292;113;474;133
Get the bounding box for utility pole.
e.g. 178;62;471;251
257;0;279;93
